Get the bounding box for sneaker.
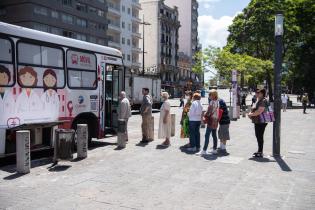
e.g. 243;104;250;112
196;150;207;156
187;147;197;152
210;149;218;155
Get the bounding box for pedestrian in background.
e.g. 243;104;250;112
179;95;184;108
218;97;231;155
251;94;257;107
180;92;193;147
197;90;219;156
187;93;203;152
248;89;268;158
158;92;171;147
302;93;309;114
139;88;153;143
118;91;132;143
281;93;288;112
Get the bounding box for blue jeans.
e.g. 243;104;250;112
189;121;201;148
203;127;217;151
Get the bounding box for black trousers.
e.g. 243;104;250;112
254;123;267;153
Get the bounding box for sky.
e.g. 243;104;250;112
197;0;251;80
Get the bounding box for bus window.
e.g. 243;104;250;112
17;42;65;88
66;50;97;89
0;38;14;87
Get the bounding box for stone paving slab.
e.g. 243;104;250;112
0;98;314;210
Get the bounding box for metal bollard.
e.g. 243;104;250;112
16;130;30;174
77;124;88;158
171;114;176;137
149;116;154;141
117;119;127;148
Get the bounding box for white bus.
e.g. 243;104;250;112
0;22;125;156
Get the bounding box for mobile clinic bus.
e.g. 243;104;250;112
0;22;125;156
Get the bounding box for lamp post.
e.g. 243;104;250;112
273;13;284;156
140;15;151;75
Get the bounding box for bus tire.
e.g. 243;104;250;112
72;115;98;146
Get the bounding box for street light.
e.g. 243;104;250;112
273;13;284;156
140;15;151;75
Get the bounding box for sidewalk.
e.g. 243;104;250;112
0;101;314;210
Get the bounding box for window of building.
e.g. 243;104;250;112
33;23;50;33
51;27;61;35
51;10;59;18
122;5;125;12
0;8;7;16
127;8;131;15
122;37;125;44
122;54;125;60
127;39;130;46
0;38;14;87
97;0;105;3
17;42;65;88
67;50;97;89
76;2;87;12
76;18;87;27
61;14;74;24
89;36;96;43
122;21;125;28
97;9;104;17
89;6;97;14
62;0;72;7
76;34;87;41
127;55;130;61
34;6;48;16
89;22;97;29
128;23;131;31
63;30;74;38
160;9;164;14
97;39;105;45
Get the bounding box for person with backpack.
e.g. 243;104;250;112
217;97;231;155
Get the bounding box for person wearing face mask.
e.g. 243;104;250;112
158;92;171;147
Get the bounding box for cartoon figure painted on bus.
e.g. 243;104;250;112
0;65;15;128
41;69;60;121
15;66;43;122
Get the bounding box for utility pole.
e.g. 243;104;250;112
140;15;151;75
273;13;284;156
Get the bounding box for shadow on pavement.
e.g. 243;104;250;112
275;157;292;172
114;146;125;150
48;165;71;172
3;173;27;180
135;142;149;147
156;145;169;150
248;157;276;163
71;157;86;162
89;141;117;150
179;146;196;155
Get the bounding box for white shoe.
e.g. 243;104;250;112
196;150;207;156
187;147;197;152
210;149;218;155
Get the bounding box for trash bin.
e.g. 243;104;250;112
54;129;75;160
117;119;127;148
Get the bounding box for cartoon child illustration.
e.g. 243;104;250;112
15;66;42;121
0;65;15;128
41;69;60;120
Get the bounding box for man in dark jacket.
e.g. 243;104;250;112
218;99;231;154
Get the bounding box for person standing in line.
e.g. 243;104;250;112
302;93;309;114
248;89;268;158
217;97;231;155
180;91;193;147
179;95;184;108
139;88;153;143
187;93;203;152
118;91;132;143
281;93;288;112
158;92;171;147
197;90;219;156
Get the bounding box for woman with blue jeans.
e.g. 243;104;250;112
197;89;219;156
187;93;203;152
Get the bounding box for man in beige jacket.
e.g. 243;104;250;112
118;91;132;142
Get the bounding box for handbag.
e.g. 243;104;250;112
259;104;275;123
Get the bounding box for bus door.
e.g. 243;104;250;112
104;64;123;131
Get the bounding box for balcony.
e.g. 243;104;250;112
132;0;141;9
132;46;141;53
132;31;141;39
108;40;121;49
108;5;121;17
132;61;141;68
132;15;141;23
108;22;121;32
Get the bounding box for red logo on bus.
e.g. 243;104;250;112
72;54;78;64
80;56;91;64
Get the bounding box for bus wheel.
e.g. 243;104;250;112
72;118;98;146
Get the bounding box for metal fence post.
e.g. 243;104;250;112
171;114;176;136
16;130;30;174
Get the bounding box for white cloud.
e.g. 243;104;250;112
198;0;221;2
198;15;234;48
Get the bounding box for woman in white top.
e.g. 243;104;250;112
158;92;171;146
187;93;203;152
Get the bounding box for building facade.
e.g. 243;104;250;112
107;0;142;72
139;0;180;96
0;0;108;45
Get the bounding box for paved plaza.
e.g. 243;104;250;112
0;95;314;210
